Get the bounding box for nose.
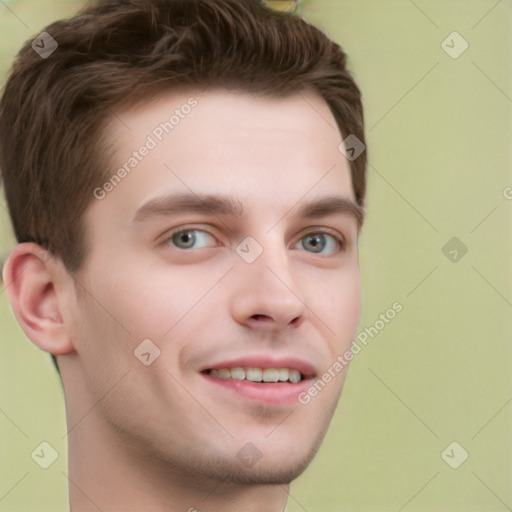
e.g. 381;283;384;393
230;235;306;332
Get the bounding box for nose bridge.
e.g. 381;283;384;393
231;230;306;328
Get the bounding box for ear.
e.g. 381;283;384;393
2;242;75;356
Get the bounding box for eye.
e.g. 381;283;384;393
294;230;345;255
165;228;217;250
163;227;345;254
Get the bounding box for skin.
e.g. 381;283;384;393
3;88;362;511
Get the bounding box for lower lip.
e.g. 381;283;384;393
201;373;312;406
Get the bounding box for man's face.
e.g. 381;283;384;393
63;88;362;484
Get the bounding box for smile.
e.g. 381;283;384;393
204;367;303;383
200;357;316;405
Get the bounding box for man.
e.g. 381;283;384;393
0;0;367;510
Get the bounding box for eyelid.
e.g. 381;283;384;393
296;225;345;243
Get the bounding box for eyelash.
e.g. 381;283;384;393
162;226;346;255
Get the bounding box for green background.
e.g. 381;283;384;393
1;1;511;510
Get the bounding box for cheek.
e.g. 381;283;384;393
319;271;361;349
95;269;186;339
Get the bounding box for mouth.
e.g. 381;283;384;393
202;366;306;383
200;357;316;405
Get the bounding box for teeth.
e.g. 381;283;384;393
278;368;289;381
246;367;263;382
230;367;245;380
218;368;230;380
207;367;303;383
289;369;301;383
262;368;279;382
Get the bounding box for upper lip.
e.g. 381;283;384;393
201;355;316;379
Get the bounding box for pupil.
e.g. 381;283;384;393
306;235;324;253
175;231;194;247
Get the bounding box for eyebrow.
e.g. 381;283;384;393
132;192;365;227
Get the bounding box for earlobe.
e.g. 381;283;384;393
2;242;75;356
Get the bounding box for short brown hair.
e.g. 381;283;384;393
0;0;366;274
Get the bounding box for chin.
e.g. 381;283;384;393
207;451;317;486
197;431;327;486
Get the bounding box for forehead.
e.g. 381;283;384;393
90;88;355;230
